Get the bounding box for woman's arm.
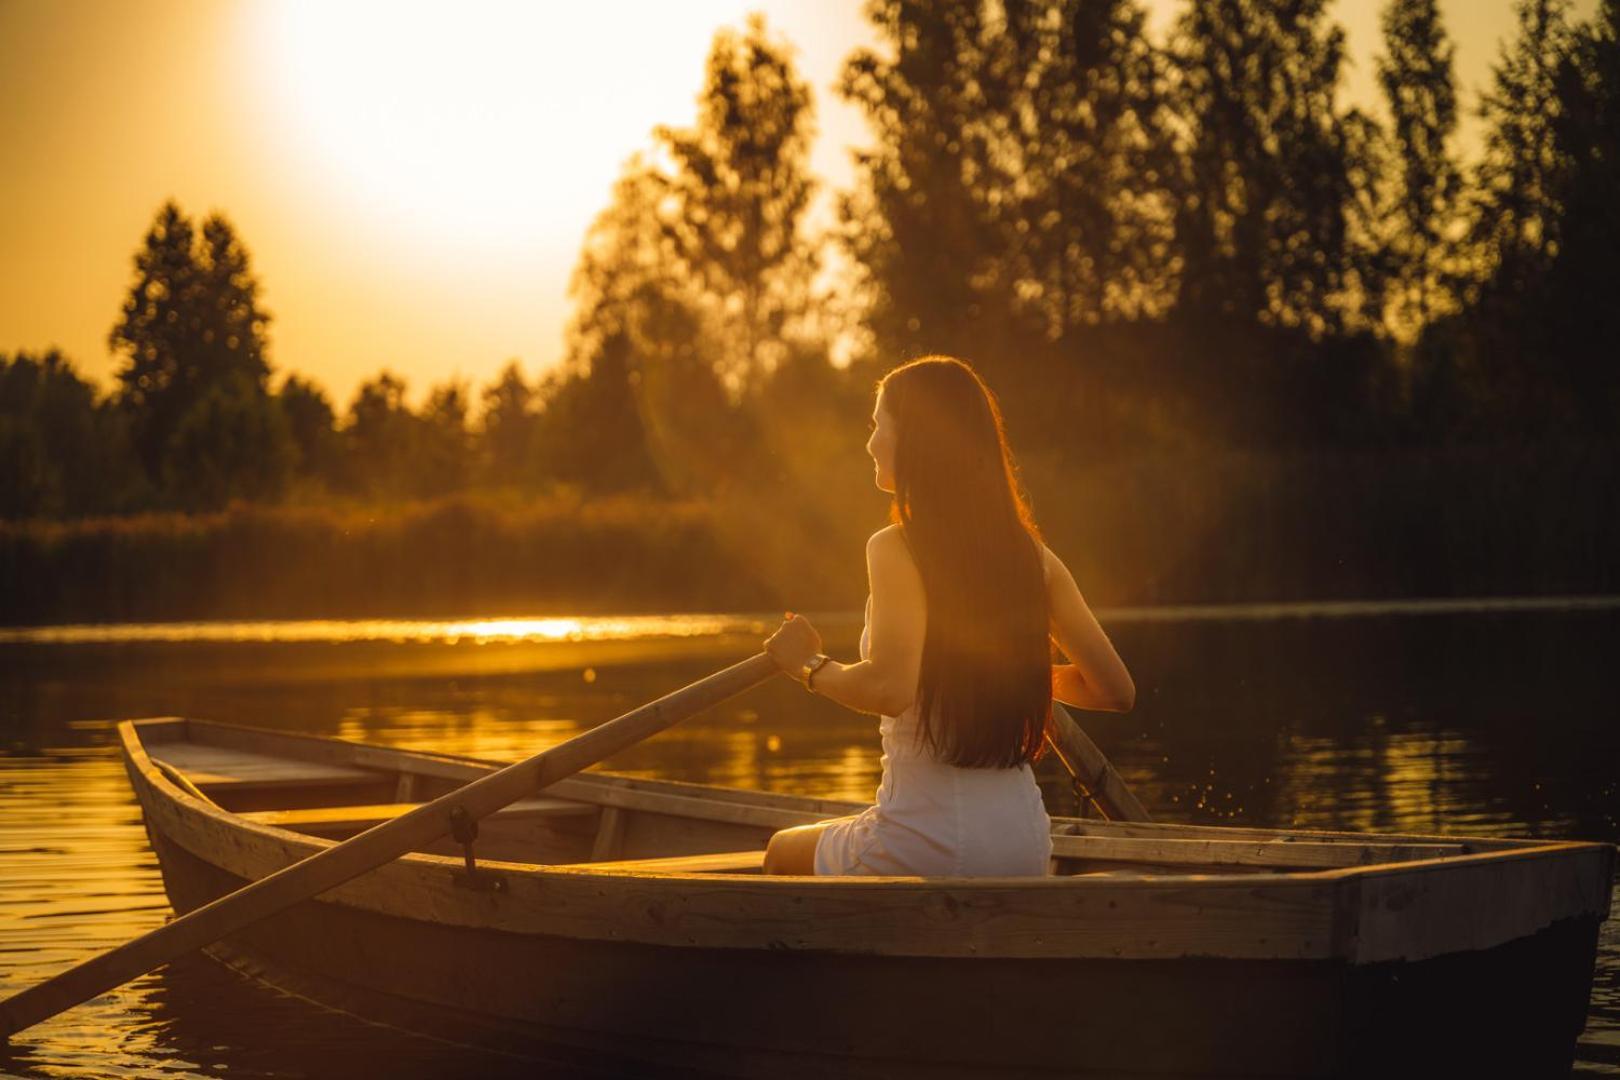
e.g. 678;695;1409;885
797;528;925;717
1043;544;1136;712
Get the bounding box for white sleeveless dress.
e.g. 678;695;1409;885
812;598;1054;877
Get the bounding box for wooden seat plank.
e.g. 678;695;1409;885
241;797;598;832
150;743;379;789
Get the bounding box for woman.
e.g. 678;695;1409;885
761;355;1136;877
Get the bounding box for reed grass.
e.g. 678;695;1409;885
1;445;1614;626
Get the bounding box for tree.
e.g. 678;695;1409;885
108;201;202;477
1468;0;1574;300
557;155;734;494
1377;0;1463;339
0;349;143;518
533;329;664;493
341;370;418;499
990;0;1178;337
653;13;818;397
478;360;538;488
1459;0;1579;434
1542;0;1620;432
417;377;472;496
837;1;1014;367
165;372;292;509
109;201;287;503
277;373;340;484
1167;0;1361;337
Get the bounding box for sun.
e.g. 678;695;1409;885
246;1;750;254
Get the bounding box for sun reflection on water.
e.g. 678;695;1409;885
0;614;777;646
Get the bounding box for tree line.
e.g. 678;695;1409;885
3;0;1617;521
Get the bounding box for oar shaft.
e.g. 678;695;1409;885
0;651;781;1040
1045;702;1152;824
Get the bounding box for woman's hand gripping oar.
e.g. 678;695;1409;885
0;651;783;1041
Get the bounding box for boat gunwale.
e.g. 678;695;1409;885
118;718;1616;965
155;716;1575;853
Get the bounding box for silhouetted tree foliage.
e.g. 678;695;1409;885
417;378;472;497
1543;0;1620;432
653;13;818;397
1167;0;1362;337
0;349;144;518
548;17;820;496
108;201;290;506
8;3;1618;535
990;0;1178;337
335;372;476;500
340;370;417;499
478;360;539;488
1437;0;1619;441
550;155;723;494
838;1;1018;371
278;373;340;483
1377;0;1463;339
166;370;292;509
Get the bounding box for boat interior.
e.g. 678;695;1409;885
130;717;1534;879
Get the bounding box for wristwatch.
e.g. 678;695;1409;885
799;653;831;690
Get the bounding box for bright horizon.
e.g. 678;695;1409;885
0;0;1595;411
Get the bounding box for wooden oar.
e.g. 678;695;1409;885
1044;701;1152;823
0;651;782;1040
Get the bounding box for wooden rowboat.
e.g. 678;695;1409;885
120;717;1613;1078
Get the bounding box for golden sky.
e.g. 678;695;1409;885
0;0;1595;412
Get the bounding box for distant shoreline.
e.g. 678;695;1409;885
3;595;1618;645
3;445;1616;627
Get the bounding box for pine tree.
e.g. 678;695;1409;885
109;201;286;503
109;201;203;477
1377;0;1462;338
195;214;274;392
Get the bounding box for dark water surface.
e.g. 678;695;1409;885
0;602;1615;1077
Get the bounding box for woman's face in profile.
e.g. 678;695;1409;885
867;388;897;493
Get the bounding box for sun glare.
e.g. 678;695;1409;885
248;1;751;253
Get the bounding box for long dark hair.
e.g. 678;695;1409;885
879;356;1051;768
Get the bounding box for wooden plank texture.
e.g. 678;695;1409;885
1045;702;1151;822
149;742;378;788
241;797;597;832
0;652;783;1039
584;850;767;873
1051;833;1464;870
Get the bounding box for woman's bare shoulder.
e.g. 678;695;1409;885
866;523;909;558
866;525;922;585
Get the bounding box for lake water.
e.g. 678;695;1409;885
0;600;1616;1077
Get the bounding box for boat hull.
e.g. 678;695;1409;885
144;815;1599;1078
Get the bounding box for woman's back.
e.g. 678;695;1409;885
812;595;1053;877
762;355;1130;878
